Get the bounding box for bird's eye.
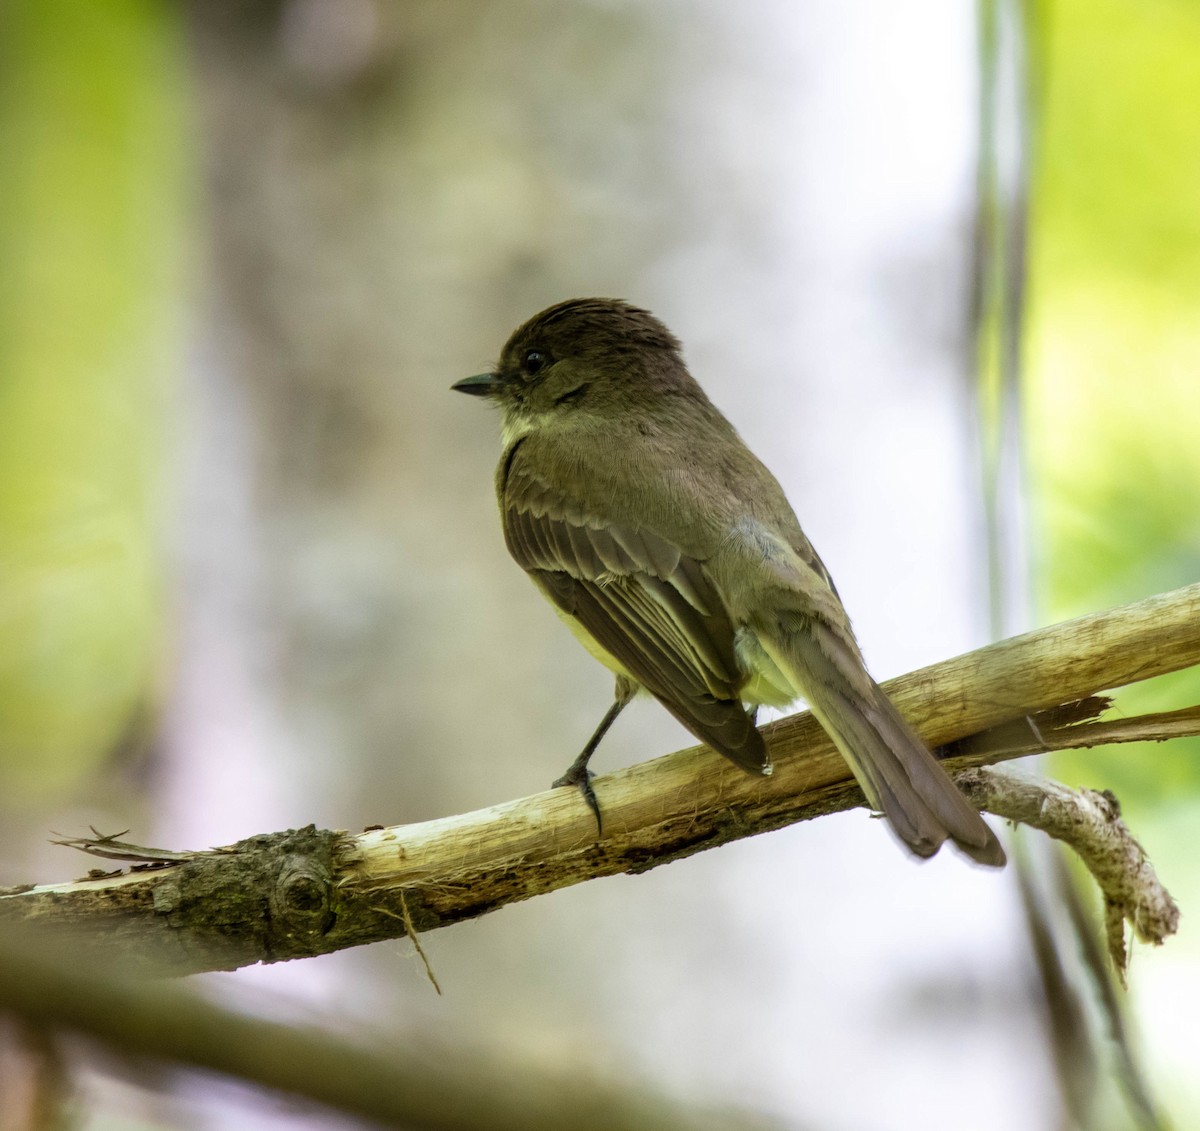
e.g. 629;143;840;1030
522;349;546;376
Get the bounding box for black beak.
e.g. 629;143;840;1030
451;372;505;397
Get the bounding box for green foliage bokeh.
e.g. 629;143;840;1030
1028;0;1200;803
0;1;188;795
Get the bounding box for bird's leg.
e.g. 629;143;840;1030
553;676;636;834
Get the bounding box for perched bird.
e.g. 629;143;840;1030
453;298;1004;865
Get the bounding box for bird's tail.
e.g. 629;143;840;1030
761;616;1005;866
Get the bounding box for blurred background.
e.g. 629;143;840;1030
1;1;1198;1128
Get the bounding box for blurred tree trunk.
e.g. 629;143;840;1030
177;1;687;831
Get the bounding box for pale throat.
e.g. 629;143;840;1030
500;407;537;449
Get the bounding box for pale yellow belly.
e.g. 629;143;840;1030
549;596;797;711
550;603;636;681
733;626;797;708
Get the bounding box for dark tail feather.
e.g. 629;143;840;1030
768;622;1005;867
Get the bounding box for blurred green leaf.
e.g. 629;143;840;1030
0;0;188;795
1027;0;1200;805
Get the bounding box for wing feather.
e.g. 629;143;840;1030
503;457;767;773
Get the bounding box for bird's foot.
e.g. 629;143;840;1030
552;761;603;836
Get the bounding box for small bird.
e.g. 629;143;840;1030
453;298;1004;866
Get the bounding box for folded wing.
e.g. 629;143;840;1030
502;460;768;774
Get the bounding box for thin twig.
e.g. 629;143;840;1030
394;894;443;995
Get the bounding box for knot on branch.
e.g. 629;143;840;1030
217;825;341;958
270;853;337;938
33;825;347;972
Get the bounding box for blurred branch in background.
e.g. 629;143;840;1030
1048;849;1164;1131
0;933;777;1131
0;1022;73;1131
2;583;1193;980
970;0;1034;643
1014;839;1102;1131
1013;840;1167;1131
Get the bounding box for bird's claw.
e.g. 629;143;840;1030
552;763;603;836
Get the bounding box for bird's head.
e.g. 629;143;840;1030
452;298;695;435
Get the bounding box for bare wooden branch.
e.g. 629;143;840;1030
1;582;1196;977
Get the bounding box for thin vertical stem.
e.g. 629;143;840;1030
970;0;1033;642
